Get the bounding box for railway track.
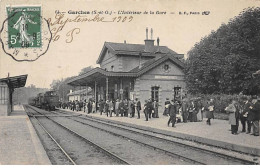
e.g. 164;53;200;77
55;108;258;165
25;105;130;165
30;116;76;165
26;105;192;165
25;105;258;164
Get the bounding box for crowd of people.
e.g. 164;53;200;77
59;95;260;136
225;95;260;136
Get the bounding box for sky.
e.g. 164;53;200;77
0;0;259;88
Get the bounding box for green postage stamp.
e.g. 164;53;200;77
6;6;41;48
0;5;51;61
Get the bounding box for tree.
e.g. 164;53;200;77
185;7;260;95
50;77;76;101
50;79;62;91
79;66;93;75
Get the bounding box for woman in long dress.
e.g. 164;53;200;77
128;100;133;118
196;98;203;121
205;99;214;125
92;101;96;113
189;100;197;122
13;12;37;44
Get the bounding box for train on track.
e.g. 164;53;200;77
28;90;59;111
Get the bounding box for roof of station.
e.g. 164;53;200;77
0;74;28;89
67;55;184;86
96;42;183;64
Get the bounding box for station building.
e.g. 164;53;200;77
67;29;186;111
67;88;92;101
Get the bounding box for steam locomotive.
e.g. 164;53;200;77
28;90;59;111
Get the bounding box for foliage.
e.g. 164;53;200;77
50;66;93;101
185;7;260;95
78;66;93;75
13;86;48;104
50;76;76;101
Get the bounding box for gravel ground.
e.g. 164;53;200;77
35;116;122;165
50;116;189;165
84;116;256;163
27;106;255;165
29;117;74;165
65;116;246;165
56;109;258;164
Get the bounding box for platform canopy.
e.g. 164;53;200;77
67;67;136;86
0;74;28;89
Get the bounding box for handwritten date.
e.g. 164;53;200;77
47;13;134;43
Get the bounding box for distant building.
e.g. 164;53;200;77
67;88;92;101
67;28;186;111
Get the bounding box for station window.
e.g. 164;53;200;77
151;86;159;102
174;87;181;100
111;65;114;71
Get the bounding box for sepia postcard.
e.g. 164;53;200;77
0;0;260;166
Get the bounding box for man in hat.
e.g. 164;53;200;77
152;100;159;118
168;99;177;127
135;98;141;119
241;97;252;133
147;99;153;119
205;99;214;125
163;98;171;116
87;99;92;114
105;100;109;117
181;98;189;123
99;99;104;115
249;95;260;136
118;99;124;117
123;99;129;117
144;100;149;121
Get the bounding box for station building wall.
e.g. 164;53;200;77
100;50;121;71
121;56;151;72
100;50;153;72
133;60;186;112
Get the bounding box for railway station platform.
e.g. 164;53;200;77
59;108;260;158
0;105;51;165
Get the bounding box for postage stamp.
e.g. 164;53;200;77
0;5;52;62
6;6;41;48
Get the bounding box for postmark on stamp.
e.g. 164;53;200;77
0;5;52;62
7;6;41;48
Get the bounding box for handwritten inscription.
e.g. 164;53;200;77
47;13;134;43
66;28;80;43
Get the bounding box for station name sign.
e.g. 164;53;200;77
154;75;183;80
